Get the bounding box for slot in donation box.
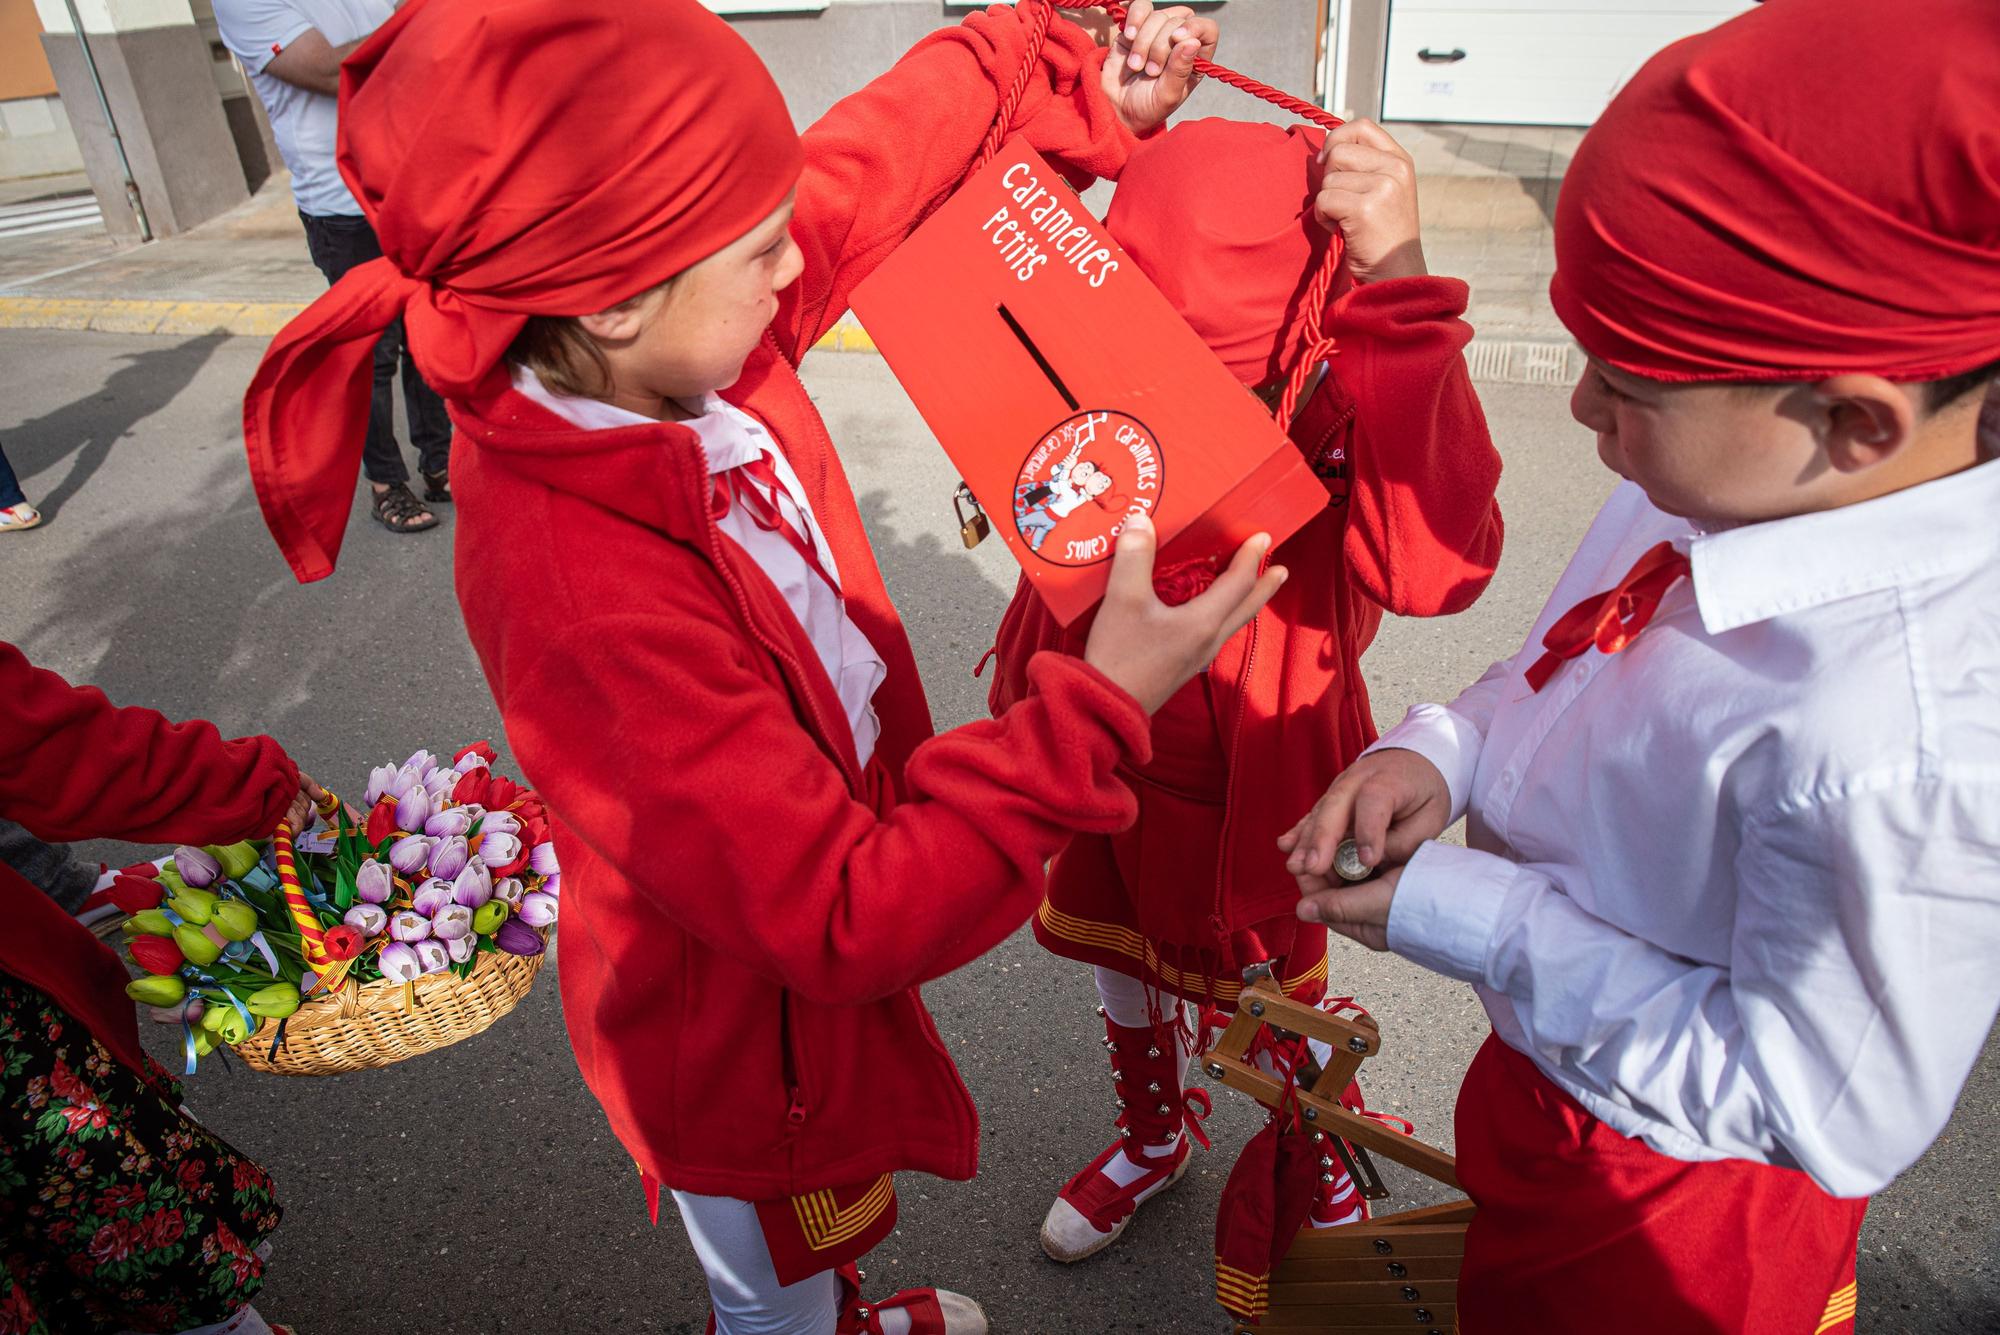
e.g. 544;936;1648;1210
851;142;1326;626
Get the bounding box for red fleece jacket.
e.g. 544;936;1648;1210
991;276;1504;967
0;642;298;1084
449;9;1155;1201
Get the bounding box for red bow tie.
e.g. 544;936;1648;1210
1525;541;1691;692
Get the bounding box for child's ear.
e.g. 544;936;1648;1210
577;303;647;345
1812;374;1916;474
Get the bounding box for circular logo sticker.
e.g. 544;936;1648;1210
1010;409;1165;568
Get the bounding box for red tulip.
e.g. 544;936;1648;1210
322;924;364;961
486;776;524;810
362;797;401;846
108;874;164;913
452;768;493;807
128;934;184;976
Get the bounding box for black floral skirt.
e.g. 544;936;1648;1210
0;974;282;1335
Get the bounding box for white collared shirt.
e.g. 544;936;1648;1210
511;367;886;765
1375;466;2000;1198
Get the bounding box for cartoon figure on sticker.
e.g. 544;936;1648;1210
1011;409;1165;567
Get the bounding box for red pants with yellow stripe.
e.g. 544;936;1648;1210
1456;1035;1866;1334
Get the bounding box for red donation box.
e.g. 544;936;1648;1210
850;142;1326;626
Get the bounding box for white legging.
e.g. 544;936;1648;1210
672;1190;843;1335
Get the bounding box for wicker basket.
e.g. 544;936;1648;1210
230;946;545;1076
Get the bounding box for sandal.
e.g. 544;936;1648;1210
0;502;42;533
421;468;452;504
372;482;439;533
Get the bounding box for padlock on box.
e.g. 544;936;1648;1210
851;142;1326;626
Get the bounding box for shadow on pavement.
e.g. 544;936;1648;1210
5;330;228;522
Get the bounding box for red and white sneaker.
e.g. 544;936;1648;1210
839;1286;987;1334
1040;1015;1210;1263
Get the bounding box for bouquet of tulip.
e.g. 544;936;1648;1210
116;742;561;1074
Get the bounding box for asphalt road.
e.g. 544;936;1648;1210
1;331;1993;1333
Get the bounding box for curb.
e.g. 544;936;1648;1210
0;296;1571;384
0;295;883;355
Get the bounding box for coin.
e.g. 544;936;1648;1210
1333;838;1374;883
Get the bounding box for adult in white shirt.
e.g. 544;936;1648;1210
213;0;452;535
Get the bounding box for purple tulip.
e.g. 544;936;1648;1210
413;939;451;974
541;872;561;899
404;749;438;776
429;834;469;881
363;763;399;806
388;834;434;877
174;846;222;890
389;909;432;942
477;810;520;837
411;877;454;917
386;764;422;801
355;858;395;904
378;941;422;982
494;918;545;957
446;933;478;964
344;903;388;937
431;903;475;941
518;891;560;928
425;808;473;838
529;842;560;878
395;785;433;834
454;750;491;774
478;832;523;870
424;768;458;802
451;860;493;909
492;877;525;908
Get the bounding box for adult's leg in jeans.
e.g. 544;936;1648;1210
0;439;27;509
297;212;410;487
399;329;454;479
671;1191;840;1335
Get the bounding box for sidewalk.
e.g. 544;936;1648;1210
0;128;1576;380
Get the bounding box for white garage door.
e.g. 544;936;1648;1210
1382;0;1758;127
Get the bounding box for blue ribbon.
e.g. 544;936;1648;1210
180;1000;199;1075
247;929;281;977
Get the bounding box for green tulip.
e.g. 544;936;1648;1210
192;1028;217;1057
201;1001;231;1033
125;975;186;1006
172;923;222;966
123;909;175;936
156;863;187;894
245;982;301;1019
211;900;259;942
208;842;262;880
472;900;509;936
167;886;216;925
212;1007;254;1045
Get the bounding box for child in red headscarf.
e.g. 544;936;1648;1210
983;116;1503;1266
241;3;1285;1332
1286;2;2000;1330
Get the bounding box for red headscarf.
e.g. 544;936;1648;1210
1552;0;2000;384
1106;118;1342;390
245;0;804;582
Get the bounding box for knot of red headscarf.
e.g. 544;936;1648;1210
1551;0;2000;384
244;0;804;582
1107;118;1345;392
1525;542;1690;693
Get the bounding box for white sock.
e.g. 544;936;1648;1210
876;1309;911;1335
